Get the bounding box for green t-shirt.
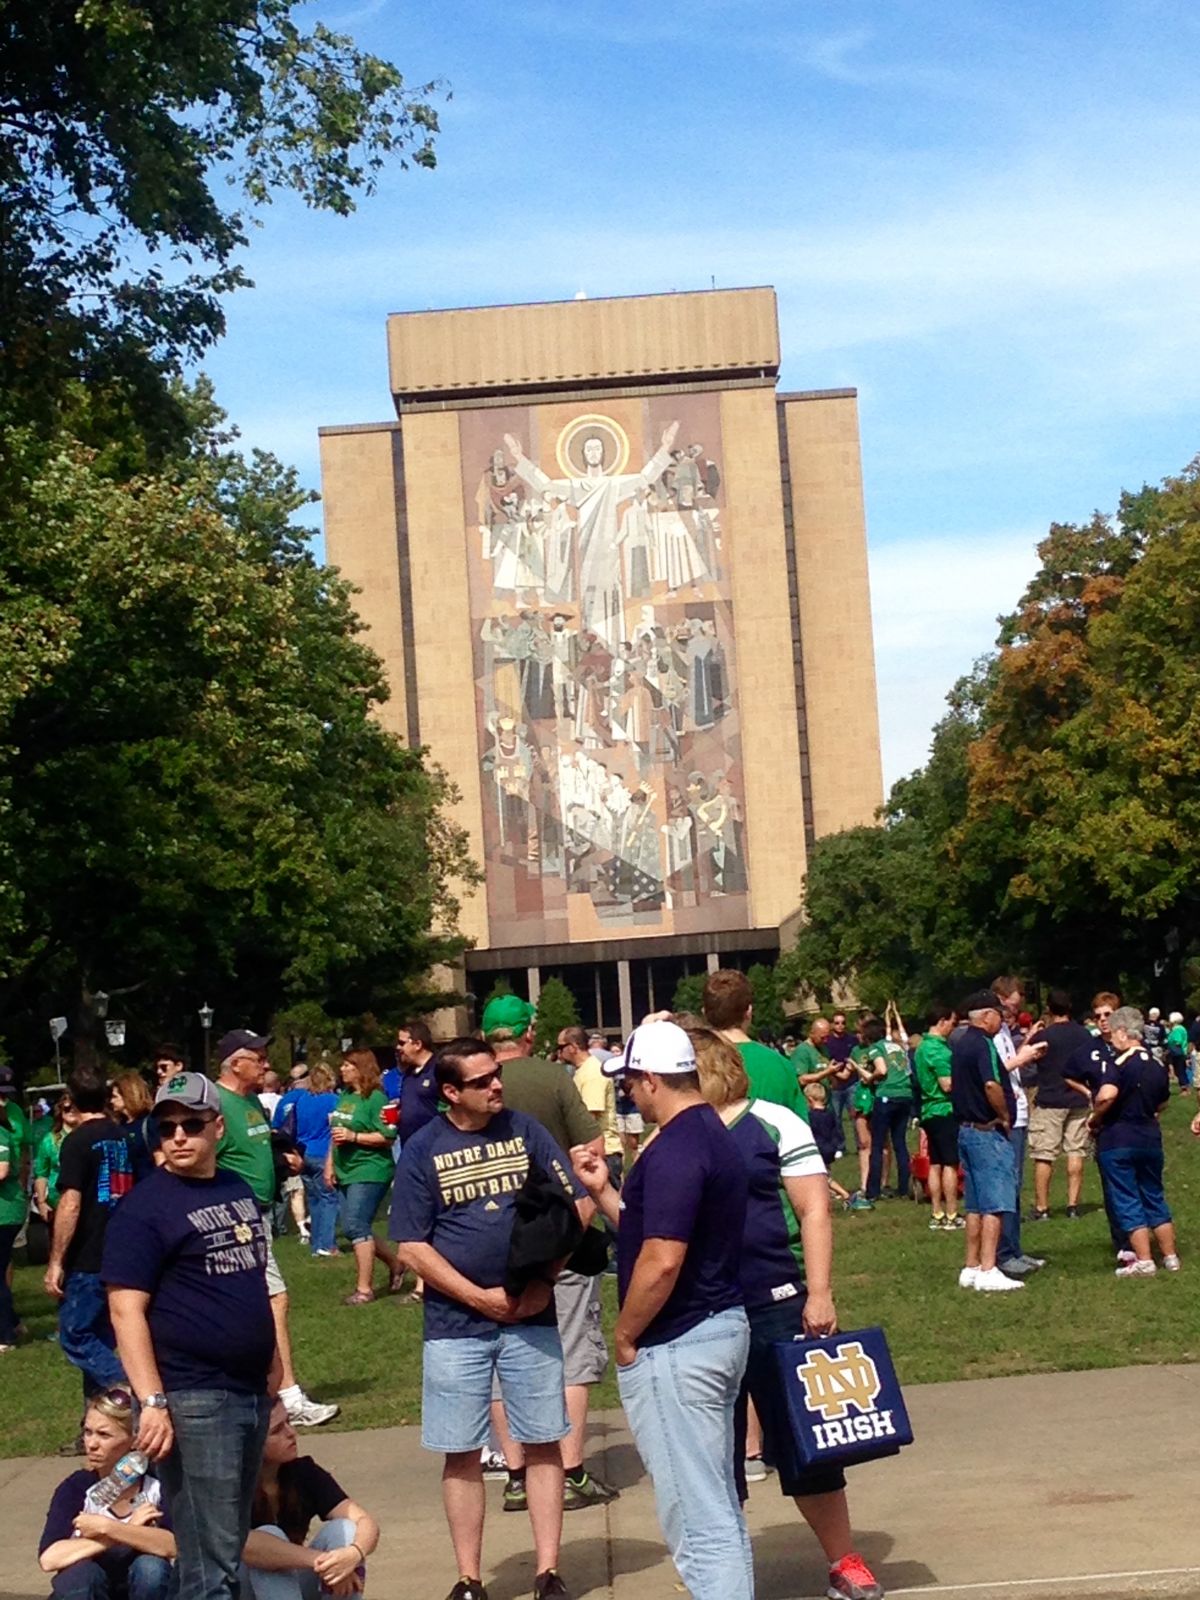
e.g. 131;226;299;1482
1168;1024;1188;1053
33;1128;67;1208
913;1034;954;1120
0;1118;27;1227
849;1043;875;1113
494;1057;599;1154
869;1039;913;1100
331;1089;396;1185
736;1040;810;1123
216;1085;276;1206
6;1102;30;1152
791;1041;828;1077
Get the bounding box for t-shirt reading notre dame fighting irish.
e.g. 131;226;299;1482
101;1166;274;1393
389;1108;583;1340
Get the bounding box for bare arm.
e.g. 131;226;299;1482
310;1498;380;1589
613;1238;686;1364
784;1173;837;1334
71;1510;175;1559
108;1289;174;1460
983;1079;1010;1126
45;1188;81;1296
1088;1083;1118;1132
395;1242;522;1323
243;1531;317;1572
40;1537;111;1572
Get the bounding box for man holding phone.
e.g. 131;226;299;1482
990;977;1049;1279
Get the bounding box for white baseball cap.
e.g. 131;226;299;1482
603;1020;697;1077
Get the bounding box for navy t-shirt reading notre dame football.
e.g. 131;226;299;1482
389;1108;583;1340
101;1166;275;1392
617;1102;747;1347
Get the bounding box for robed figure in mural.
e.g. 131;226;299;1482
504;422;680;651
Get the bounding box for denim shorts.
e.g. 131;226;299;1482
958;1125;1016;1215
338;1180;389;1244
1097;1143;1171;1234
422;1324;568;1453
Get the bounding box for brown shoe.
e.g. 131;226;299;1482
342;1289;375;1305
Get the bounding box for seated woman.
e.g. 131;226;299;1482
38;1387;175;1600
242;1400;380;1600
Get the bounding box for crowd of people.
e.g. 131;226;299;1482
1;967;1194;1600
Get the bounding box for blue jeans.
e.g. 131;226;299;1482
830;1083;854;1150
241;1518;358;1600
1097;1143;1171;1234
0;1224;18;1344
337;1180;389;1245
301;1158;337;1254
999;1126;1028;1264
422;1324;568;1452
866;1098;912;1199
160;1389;270;1600
60;1270;126;1396
52;1555;172;1600
959;1125;1017;1214
618;1307;753;1600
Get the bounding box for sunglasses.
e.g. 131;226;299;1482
100;1386;134;1408
457;1067;503;1091
157;1115;215;1137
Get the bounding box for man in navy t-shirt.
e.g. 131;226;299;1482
102;1072;276;1600
950;993;1025;1295
390;1036;588;1600
574;1022;752;1600
383;1021;440;1154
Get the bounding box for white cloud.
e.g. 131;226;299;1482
869;528;1042;786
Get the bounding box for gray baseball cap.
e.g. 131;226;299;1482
154;1072;221;1114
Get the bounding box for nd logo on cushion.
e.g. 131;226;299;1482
796;1341;881;1421
777;1328;914;1463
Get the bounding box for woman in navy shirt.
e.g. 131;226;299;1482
1077;1007;1178;1278
691;1028;885;1600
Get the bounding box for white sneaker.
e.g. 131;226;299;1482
285;1392;340;1426
1114;1259;1156;1278
1116;1248;1138;1265
957;1267;979;1289
480;1449;508;1480
975;1266;1025;1292
1163;1254;1181;1271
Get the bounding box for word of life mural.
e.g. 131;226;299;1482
461;395;752;946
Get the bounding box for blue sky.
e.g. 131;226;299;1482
201;0;1200;789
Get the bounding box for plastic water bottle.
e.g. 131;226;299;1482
90;1451;149;1509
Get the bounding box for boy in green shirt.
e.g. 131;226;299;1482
701;968;810;1122
913;1006;962;1228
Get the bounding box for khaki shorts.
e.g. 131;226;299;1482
265;1230;287;1298
1028;1104;1090;1162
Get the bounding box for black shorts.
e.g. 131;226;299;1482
923;1114;960;1168
734;1297;847;1502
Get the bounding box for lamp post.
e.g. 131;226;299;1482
199;1003;214;1075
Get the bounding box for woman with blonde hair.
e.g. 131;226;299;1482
107;1072;158;1178
688;1026;884;1600
39;1386;176;1599
325;1051;401;1303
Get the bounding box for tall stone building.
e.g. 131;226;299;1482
319;287;882;1034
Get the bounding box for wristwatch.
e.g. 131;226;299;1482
141;1393;169;1410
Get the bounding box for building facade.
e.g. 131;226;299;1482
319;288;882;1035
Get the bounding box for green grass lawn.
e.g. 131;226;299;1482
7;1091;1200;1457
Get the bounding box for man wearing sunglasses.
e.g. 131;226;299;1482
390;1035;590;1600
102;1072;278;1600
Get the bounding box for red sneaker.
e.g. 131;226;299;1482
828;1552;884;1599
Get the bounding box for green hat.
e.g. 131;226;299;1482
481;994;536;1038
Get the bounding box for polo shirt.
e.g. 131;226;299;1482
950;1027;1015;1125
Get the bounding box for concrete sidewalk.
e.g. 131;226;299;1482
3;1363;1198;1600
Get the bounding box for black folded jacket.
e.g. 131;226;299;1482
503;1161;588;1296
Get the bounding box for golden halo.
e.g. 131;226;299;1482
556;414;630;478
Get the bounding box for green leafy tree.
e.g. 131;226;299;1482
670;973;706;1018
1;0;441;431
0;401;476;1066
531;977;579;1059
746;963;786;1041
